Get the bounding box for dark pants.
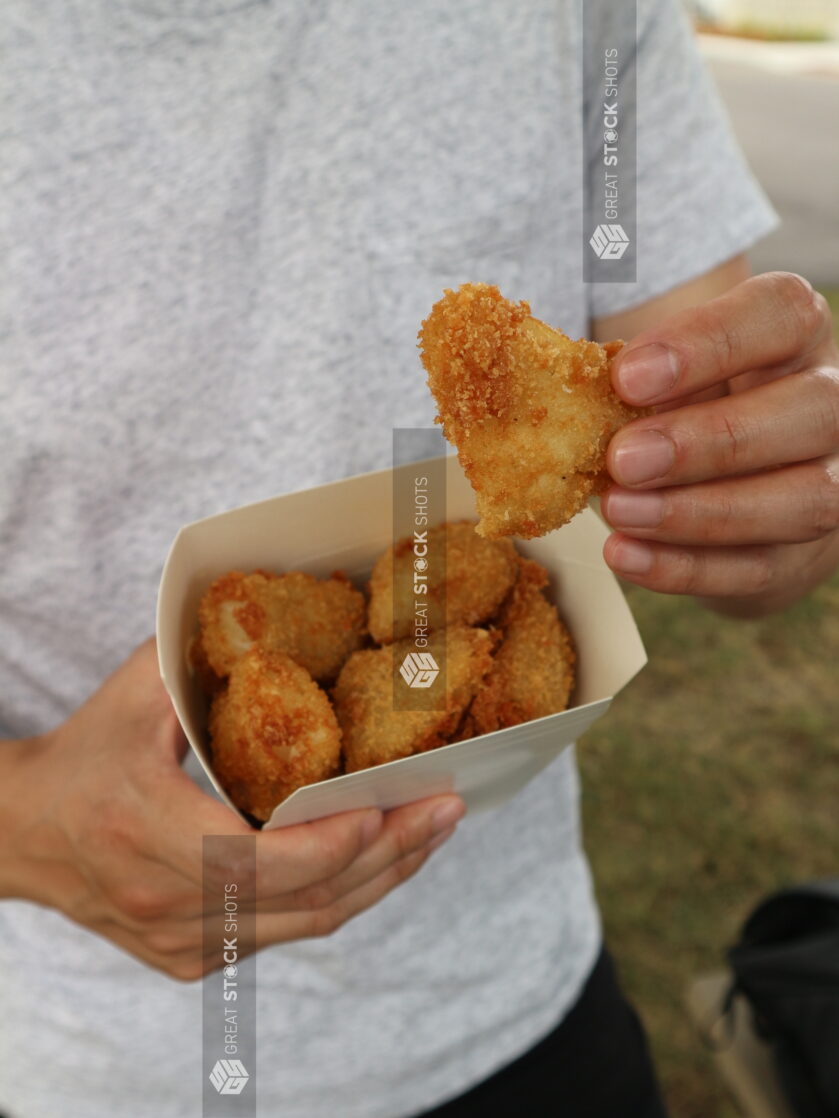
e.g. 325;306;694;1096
415;948;670;1118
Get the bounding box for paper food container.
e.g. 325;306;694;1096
157;456;646;830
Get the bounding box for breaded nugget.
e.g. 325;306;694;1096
199;569;366;682
208;646;342;821
461;558;576;737
419;283;646;539
368;520;518;644
333;624;494;772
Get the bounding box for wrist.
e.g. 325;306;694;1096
0;733;52;900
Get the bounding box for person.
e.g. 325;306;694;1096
1;2;837;1116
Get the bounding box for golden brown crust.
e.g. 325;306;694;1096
459;558;576;737
367;520;518;643
198;569;366;681
333;625;494;772
208;646;342;822
419;284;533;428
419;283;647;538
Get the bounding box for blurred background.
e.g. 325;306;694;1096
580;4;839;1115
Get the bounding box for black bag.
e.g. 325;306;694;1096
728;880;839;1118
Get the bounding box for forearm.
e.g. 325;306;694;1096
698;530;839;620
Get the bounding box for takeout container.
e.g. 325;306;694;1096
156;456;646;830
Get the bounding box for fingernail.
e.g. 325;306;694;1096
431;800;465;833
609;538;654;575
427;825;457;853
361;811;383;846
612;430;675;485
605;490;665;528
616;344;679;404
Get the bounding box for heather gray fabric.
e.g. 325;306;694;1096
0;2;776;1115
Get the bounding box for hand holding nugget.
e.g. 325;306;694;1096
420;283;646;539
602;272;839;611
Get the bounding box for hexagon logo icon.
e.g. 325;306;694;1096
209;1058;250;1095
399;651;439;689
589;223;630;260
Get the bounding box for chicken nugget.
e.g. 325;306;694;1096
208;646;342;822
199;569;366;682
368;520;518;644
333;624;494;772
419;283;647;538
461;558;576;738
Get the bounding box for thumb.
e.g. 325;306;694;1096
112;638;186;761
156;704;191;768
128;640;248;831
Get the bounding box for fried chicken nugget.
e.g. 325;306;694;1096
461;558;576;738
199;569;366;682
368;520;518;644
419;283;646;539
208;646;342;821
333;625;494;772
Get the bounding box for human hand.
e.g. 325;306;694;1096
1;639;465;980
601;272;839;612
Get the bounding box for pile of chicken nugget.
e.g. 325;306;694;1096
190;521;576;823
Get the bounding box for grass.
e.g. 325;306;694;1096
576;289;839;1117
696;22;833;43
822;288;839;322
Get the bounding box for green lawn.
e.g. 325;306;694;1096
577;289;839;1117
822;288;839;323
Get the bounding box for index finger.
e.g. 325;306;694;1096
251;807;384;897
612;272;831;407
252;793;465;900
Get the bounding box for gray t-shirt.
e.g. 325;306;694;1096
0;2;776;1116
